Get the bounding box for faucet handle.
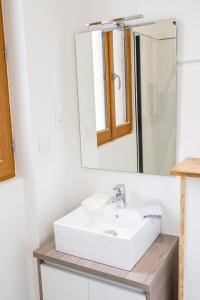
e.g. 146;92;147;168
113;184;126;194
112;184;126;209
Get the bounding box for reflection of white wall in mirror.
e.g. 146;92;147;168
92;31;107;132
140;36;158;174
113;30;127;126
140;30;176;175
76;32;98;168
97;131;137;171
135;20;176;40
157;38;176;173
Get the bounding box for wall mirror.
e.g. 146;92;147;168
75;19;177;175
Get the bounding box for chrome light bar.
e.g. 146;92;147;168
86;14;144;27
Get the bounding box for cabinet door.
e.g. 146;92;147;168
41;264;88;300
89;279;146;300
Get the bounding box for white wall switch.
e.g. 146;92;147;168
54;103;64;129
39;136;50;154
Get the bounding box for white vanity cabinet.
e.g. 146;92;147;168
41;264;146;300
89;279;146;300
41;264;88;300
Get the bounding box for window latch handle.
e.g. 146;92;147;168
112;72;121;90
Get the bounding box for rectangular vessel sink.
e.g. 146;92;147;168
54;203;160;271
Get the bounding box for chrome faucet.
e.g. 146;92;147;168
112;184;126;209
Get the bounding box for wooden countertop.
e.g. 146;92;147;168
34;234;178;293
170;157;200;178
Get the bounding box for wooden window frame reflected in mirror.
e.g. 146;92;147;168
97;28;133;146
0;0;15;181
96;32;112;146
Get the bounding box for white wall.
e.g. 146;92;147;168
20;0;94;245
1;0;200;300
178;62;200;300
1;1;39;300
0;179;29;300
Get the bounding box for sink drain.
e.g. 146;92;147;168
104;229;118;236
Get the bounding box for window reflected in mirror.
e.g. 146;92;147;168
92;29;133;146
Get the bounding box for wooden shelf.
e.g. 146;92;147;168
170;157;200;300
170;157;200;178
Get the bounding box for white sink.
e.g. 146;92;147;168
54;203;160;271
